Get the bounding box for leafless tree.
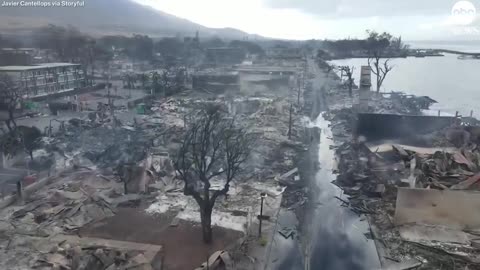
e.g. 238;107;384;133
325;64;335;78
365;30;394;93
338;66;355;97
368;57;393;93
175;105;253;243
116;163;135;194
296;75;302;106
0;74;21;132
288;103;293;139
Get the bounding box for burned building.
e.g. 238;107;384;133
192;70;240;92
0;63;85;99
206;47;245;65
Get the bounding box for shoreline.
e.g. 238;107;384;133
328;54;480;118
328;47;480;61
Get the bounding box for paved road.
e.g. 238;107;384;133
304;116;380;270
303;57;380;270
269;58;380;270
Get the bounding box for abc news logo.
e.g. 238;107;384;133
451;1;477;25
453;5;475;16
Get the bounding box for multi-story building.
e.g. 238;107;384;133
0;63;85;98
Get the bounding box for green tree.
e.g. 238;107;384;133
18;126;42;161
0;74;20;132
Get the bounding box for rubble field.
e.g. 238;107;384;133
0;59;310;270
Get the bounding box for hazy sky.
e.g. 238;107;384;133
136;0;480;40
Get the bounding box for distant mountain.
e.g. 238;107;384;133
0;0;259;39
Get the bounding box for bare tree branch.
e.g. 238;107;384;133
366;30;394;93
173;104;253;243
338;65;355;96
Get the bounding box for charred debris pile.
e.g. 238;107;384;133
0;85;308;269
326;87;480;268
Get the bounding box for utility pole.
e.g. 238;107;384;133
162;71;168;98
106;73;116;125
258;192;267;237
288;103;293;140
297;75;301;106
16;180;24;204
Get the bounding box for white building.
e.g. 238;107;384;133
0;63;85;98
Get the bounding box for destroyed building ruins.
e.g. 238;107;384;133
2;17;477;269
319;57;480;269
192;70;240;93
0;38;310;269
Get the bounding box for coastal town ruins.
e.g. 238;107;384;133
1;26;480;270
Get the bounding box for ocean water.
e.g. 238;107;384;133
330;52;480;117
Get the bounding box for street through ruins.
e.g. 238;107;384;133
305;57;381;270
267;58;381;270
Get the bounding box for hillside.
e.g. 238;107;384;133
0;0;256;39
